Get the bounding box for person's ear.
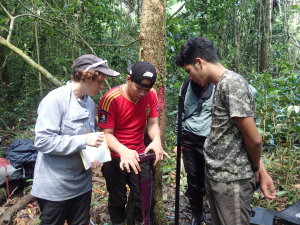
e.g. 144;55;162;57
195;58;203;68
126;75;131;82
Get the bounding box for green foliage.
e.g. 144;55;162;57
249;69;300;209
252;145;300;209
164;0;300;211
0;0;299;212
0;0;140;131
251;72;300;148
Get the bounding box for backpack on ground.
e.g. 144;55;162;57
6;139;37;179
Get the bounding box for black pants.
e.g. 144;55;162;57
37;191;91;225
182;131;206;214
102;158;151;224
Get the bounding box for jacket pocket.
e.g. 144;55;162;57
60;119;83;135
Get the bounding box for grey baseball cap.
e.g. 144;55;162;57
72;54;120;76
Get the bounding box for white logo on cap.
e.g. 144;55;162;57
143;71;154;78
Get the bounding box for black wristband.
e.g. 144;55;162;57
252;166;259;172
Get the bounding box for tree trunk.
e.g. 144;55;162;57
140;0;167;224
32;0;43;96
259;0;272;72
233;1;247;72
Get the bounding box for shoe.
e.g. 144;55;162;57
189;214;205;225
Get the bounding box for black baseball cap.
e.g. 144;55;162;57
127;61;157;88
72;54;120;76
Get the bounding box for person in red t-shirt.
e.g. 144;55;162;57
98;61;169;225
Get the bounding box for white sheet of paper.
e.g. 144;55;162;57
80;140;111;170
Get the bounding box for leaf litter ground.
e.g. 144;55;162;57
3;168;211;225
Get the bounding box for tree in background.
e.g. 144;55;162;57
259;0;272;72
140;0;167;224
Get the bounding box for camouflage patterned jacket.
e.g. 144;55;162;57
204;70;255;182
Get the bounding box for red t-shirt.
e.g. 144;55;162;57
98;85;159;158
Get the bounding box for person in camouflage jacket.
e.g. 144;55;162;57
176;37;276;225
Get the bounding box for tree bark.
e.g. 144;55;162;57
0;194;36;224
140;0;167;224
0;36;62;87
259;0;272;72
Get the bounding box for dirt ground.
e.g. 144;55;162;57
1;168;211;225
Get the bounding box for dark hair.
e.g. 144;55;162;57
72;70;103;82
176;37;218;67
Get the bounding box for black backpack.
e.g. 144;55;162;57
6;139;37;179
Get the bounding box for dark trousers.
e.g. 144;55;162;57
102;158;151;224
37;191;91;225
182;131;206;215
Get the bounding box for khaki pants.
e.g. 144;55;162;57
205;176;256;225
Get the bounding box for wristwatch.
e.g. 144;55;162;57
252;166;260;172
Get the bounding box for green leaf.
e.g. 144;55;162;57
290;5;299;10
276;191;289;197
0;18;9;25
91;200;100;206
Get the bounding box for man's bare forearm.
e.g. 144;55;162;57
234;117;262;169
103;130;128;154
147;117;162;143
243;136;262;168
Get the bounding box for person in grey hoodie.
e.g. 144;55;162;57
31;54;119;225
